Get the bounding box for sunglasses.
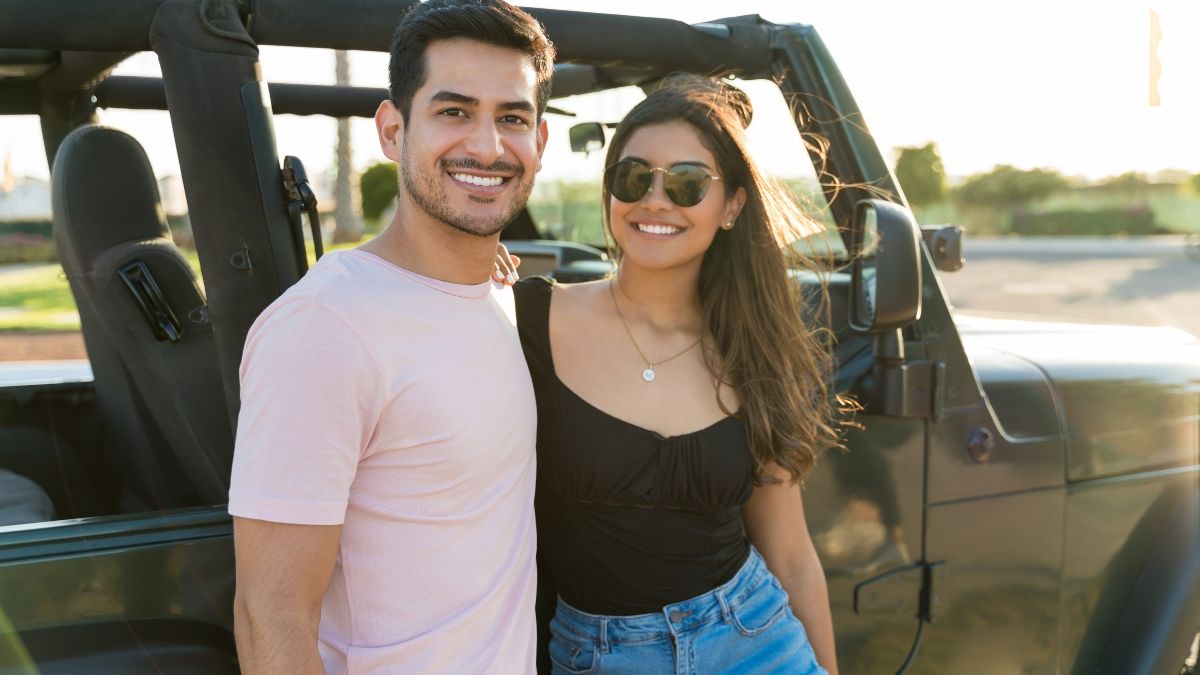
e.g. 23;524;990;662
605;159;723;208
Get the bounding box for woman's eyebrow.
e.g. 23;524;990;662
621;155;714;170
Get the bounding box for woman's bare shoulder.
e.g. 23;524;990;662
549;277;610;313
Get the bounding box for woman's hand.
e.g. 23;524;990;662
492;242;521;285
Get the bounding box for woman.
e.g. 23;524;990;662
514;75;845;674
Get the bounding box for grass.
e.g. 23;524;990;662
0;239;362;333
0;265;80;331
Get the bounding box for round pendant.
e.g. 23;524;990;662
642;367;656;382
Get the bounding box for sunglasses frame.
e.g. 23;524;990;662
605;158;723;208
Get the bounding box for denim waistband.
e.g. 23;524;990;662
552;546;774;645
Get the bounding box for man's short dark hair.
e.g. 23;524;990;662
388;0;555;123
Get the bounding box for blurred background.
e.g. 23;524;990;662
2;0;1198;359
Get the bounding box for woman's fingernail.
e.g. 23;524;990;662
507;272;518;284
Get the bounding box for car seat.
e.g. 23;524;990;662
52;125;232;507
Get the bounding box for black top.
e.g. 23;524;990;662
514;277;754;615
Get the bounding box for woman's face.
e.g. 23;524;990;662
608;121;744;273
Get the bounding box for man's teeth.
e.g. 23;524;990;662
451;173;504;187
635;223;682;235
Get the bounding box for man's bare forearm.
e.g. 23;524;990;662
235;596;327;675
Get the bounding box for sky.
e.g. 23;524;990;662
2;0;1198;183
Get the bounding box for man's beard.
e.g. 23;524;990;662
400;145;533;237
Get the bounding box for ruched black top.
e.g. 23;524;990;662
514;277;754;615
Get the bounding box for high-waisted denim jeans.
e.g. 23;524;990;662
547;547;827;674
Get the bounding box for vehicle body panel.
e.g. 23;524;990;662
958;315;1200;481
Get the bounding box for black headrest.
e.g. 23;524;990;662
51;125;170;268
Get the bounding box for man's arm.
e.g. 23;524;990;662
233;517;341;675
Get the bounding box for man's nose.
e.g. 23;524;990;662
463;119;505;164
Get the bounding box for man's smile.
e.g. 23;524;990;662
442;159;522;197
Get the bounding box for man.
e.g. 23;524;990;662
228;1;554;672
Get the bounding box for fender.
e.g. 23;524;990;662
1094;481;1200;675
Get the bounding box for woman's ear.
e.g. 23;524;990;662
725;187;747;224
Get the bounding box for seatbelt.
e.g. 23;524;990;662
281;155;324;274
118;260;182;342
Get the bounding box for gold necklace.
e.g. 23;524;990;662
608;278;702;383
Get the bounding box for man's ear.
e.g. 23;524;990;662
375;99;404;162
534;117;549;173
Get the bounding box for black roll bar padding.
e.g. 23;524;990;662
246;1;774;75
151;0;304;430
0;0;774;77
92;67;647;119
96;76;388;118
0;0;166;50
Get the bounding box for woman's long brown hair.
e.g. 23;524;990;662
602;75;852;485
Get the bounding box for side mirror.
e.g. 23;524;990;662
568;122;605;154
921;224;965;272
849;200;922;333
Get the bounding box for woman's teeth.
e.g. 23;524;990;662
451;173;505;187
635;223;683;235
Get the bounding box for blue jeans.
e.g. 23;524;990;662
548;548;827;674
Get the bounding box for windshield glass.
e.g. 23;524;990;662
527;78;846;261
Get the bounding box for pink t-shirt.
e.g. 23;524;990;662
229;249;537;674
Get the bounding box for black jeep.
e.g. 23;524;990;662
0;2;1197;673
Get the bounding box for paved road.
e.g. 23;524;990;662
939;236;1200;340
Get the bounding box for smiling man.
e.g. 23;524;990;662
227;1;554;673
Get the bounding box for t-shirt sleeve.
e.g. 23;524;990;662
228;298;385;525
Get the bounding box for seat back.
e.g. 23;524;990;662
52;125;232;506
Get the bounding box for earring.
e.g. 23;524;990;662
721;220;734;230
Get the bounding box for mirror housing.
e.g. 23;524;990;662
568;122;605;154
849;199;922;334
921;224;965;272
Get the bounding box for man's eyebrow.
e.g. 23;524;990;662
429;91;479;107
498;100;536;114
428;91;535;114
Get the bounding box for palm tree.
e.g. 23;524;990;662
332;49;363;243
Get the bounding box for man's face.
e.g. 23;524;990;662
379;38;548;237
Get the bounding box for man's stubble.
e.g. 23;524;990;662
400;137;535;238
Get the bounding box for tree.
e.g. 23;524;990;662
893;142;946;207
360;162;398;223
1098;172;1149;204
332;50;363;243
953;164;1067;210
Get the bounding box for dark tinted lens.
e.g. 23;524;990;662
607;160;653;203
664;164;712;207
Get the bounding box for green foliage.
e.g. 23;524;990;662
0;234;56;264
0;220;53;239
1095;172;1151;203
1191;172;1200;196
359;162;398;222
953;165;1068;210
526;180;605;245
893;143;946;207
1009;206;1163;236
1098;171;1149;192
